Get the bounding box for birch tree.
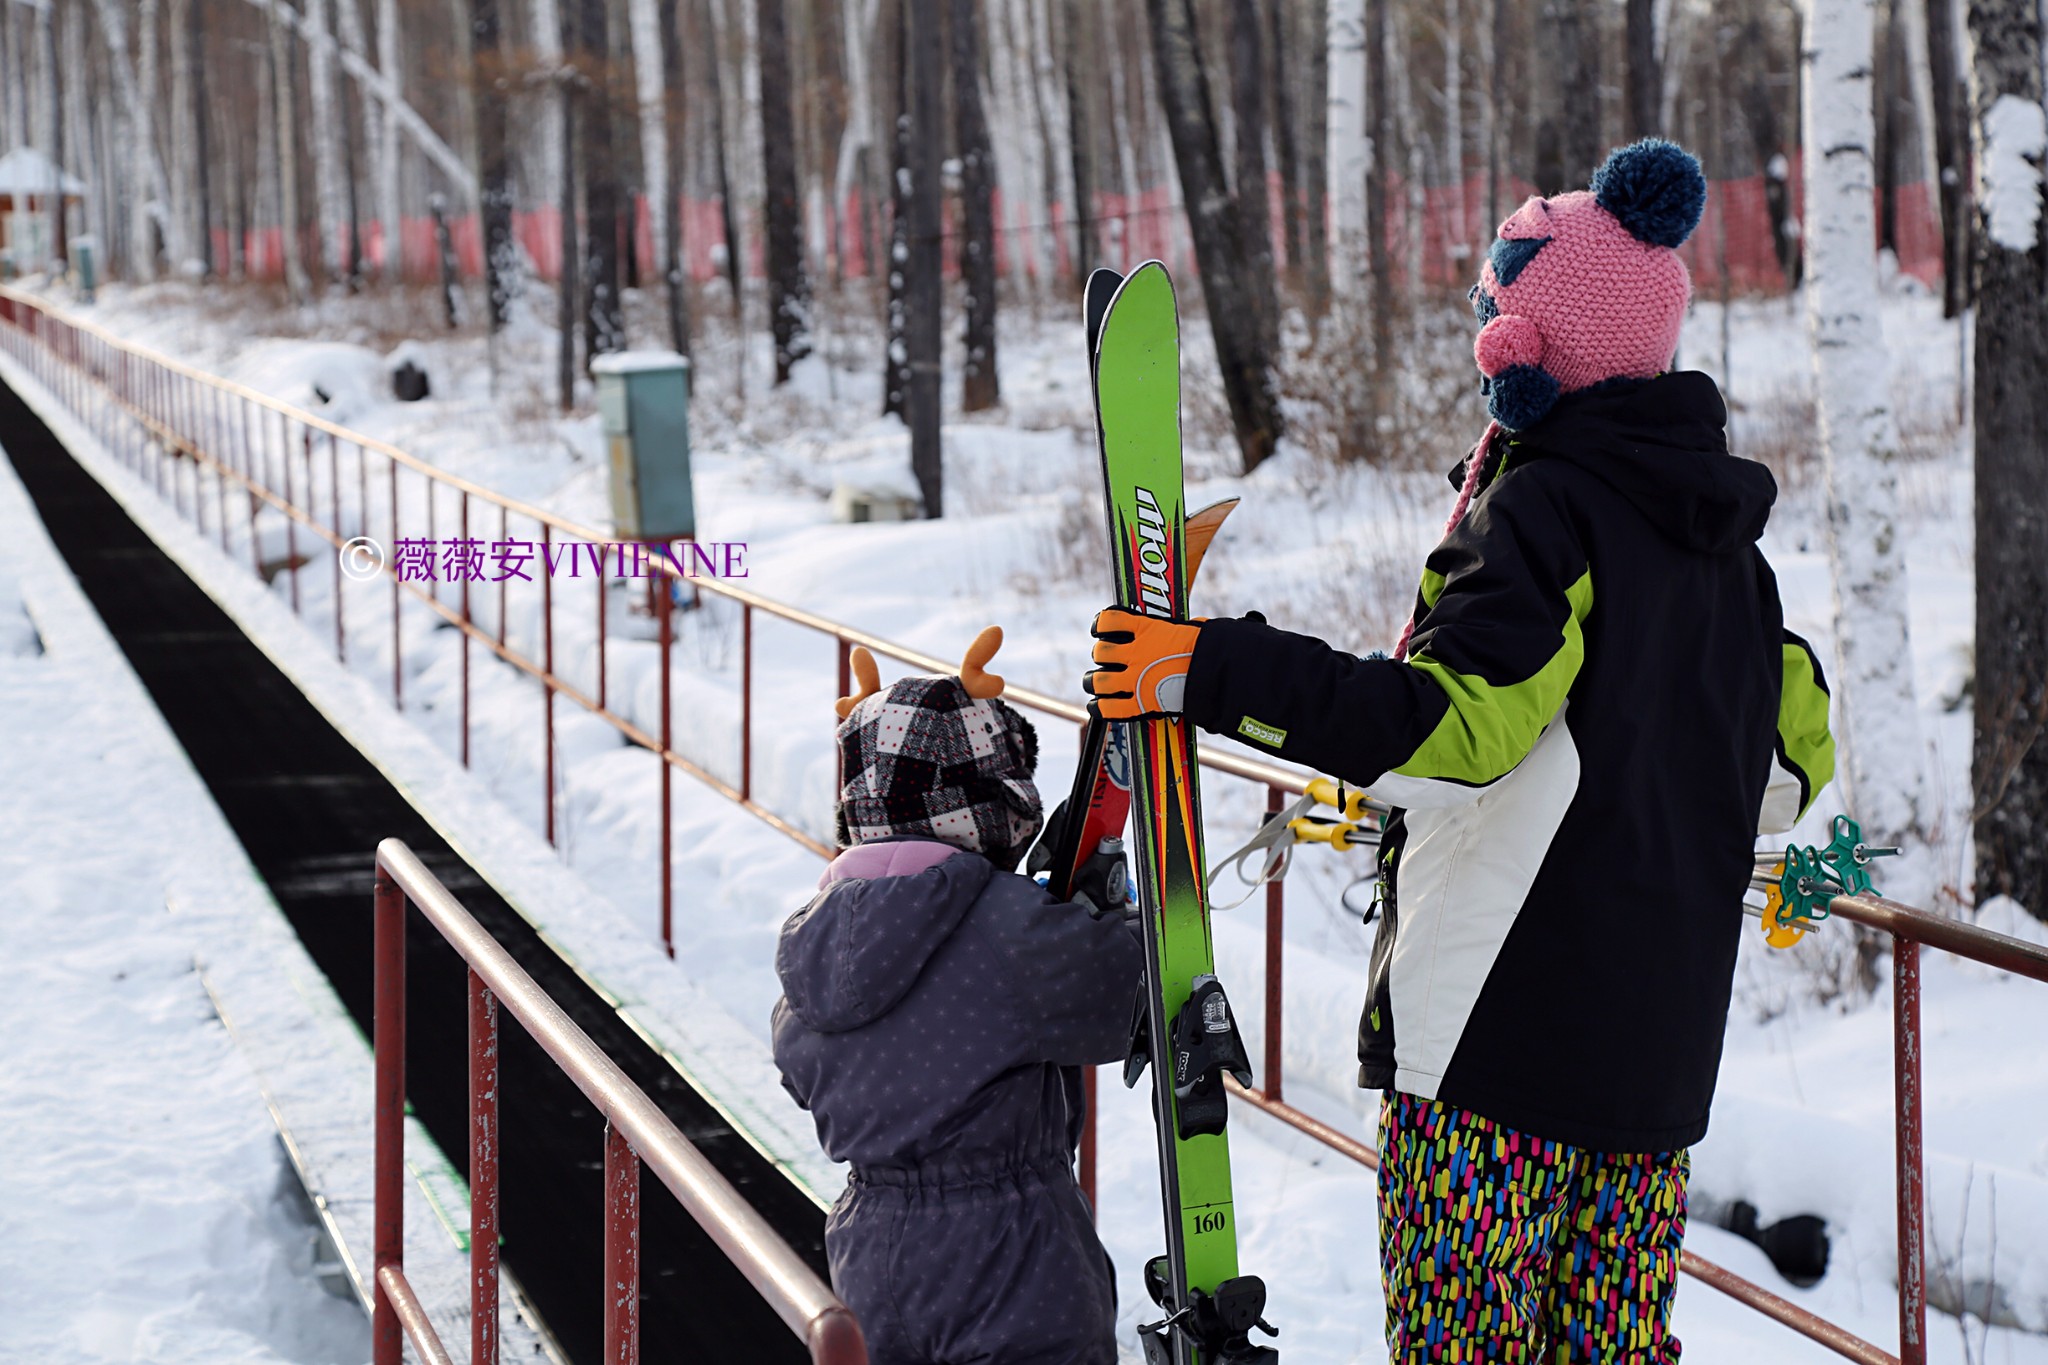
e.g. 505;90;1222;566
91;0;173;280
1803;0;1930;857
306;0;345;283
267;0;308;300
1326;0;1367;298
626;0;678;345
376;0;403;280
1967;0;2048;916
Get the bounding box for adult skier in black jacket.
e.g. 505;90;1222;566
1082;141;1835;1361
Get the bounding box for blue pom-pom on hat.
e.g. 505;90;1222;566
1483;363;1561;431
1591;138;1707;249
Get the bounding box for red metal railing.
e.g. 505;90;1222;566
8;283;2048;1365
371;837;866;1365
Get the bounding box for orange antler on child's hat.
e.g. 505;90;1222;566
834;646;882;719
959;626;1006;699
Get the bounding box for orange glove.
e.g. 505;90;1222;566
1083;607;1203;720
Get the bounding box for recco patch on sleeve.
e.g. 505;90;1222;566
1237;715;1287;748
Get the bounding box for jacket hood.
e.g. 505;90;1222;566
774;840;994;1034
1501;371;1776;554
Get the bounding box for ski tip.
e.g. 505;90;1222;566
1083;268;1124;355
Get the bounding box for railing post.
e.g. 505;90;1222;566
1080;1067;1097;1215
460;491;472;767
658;576;675;958
469;968;501;1365
542;524;556;845
604;1123;641;1365
1894;935;1927;1365
741;602;754;802
389;461;403;710
286;420;303;614
330;432;345;662
1263;784;1284;1103
596;559;608;712
372;866;407;1365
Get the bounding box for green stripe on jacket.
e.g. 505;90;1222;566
1779;640;1835;820
1396;569;1594;787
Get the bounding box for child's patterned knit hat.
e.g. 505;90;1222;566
1469;139;1708;431
832;628;1044;872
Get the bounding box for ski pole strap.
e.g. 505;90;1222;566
1205;789;1316;909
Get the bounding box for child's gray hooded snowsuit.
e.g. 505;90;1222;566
772;832;1140;1365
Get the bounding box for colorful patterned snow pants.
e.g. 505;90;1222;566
1377;1091;1689;1363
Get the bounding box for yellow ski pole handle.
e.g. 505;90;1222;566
1304;775;1374;824
1289;816;1371;852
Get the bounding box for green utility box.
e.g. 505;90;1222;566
592;350;694;541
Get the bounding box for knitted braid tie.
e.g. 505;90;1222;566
1393;419;1502;663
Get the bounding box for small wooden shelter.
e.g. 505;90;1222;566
0;147;88;270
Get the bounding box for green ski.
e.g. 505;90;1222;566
1089;261;1277;1365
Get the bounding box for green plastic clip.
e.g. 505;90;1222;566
1775;815;1898;924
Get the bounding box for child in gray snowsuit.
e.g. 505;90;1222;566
772;631;1141;1365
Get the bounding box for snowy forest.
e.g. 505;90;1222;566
0;0;2043;924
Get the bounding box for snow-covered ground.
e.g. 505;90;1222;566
0;452;368;1363
7;268;2047;1362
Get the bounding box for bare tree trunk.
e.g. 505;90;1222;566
376;0;403;281
627;0;676;345
757;0;809;381
579;0;623;361
1734;15;1801;287
1803;0;1930;863
306;0;344;281
1483;0;1506;228
1327;0;1367;299
1366;0;1393;402
1925;0;1970;314
430;192;460;325
1301;0;1330;313
1228;0;1277;352
659;0;691;355
526;0;565;219
882;0;910;420
953;0;999;412
1561;0;1602;187
190;0;213;276
698;0;744;318
473;0;515;330
268;0;309;300
1443;0;1468;262
1968;0;2048;916
1268;0;1304;286
1145;0;1284;472
906;0;942;513
40;0;64;271
170;0;198;273
1063;0;1096;283
558;79;578;408
1627;0;1661;138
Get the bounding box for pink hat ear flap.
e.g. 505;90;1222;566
1474;314;1544;377
1474;315;1560;431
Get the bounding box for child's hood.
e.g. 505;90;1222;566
774;839;995;1034
1510;370;1777;555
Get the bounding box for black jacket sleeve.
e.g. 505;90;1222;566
1183;464;1593;796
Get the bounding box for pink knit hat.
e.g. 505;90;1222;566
1469;139;1708;431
